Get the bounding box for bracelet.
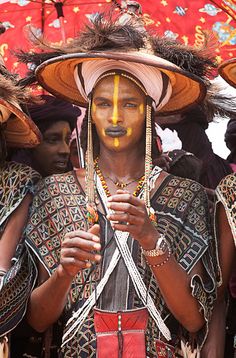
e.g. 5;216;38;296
141;234;169;257
147;247;171;268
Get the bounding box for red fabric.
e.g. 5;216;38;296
1;0;236;77
94;307;148;358
156;339;176;357
211;0;236;21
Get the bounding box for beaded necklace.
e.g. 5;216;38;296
94;157;145;198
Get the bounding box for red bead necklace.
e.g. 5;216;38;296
94;157;145;198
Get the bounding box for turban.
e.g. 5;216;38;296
28;95;81;133
74;59;172;111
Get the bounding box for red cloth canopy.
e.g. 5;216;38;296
1;0;236;75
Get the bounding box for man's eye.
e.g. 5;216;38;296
124;103;138;108
97;102;110;107
45;137;59;144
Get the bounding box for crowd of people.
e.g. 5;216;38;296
0;3;236;358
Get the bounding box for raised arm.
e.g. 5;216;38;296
26;224;101;332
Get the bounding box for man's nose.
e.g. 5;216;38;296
58;140;70;155
109;106;123;125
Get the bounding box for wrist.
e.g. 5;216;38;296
139;226;159;250
56;264;74;282
141;234;169;257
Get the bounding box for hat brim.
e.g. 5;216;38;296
219;58;236;88
0;98;42;147
36;51;206;115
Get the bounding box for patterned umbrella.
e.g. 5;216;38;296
1;0;236;75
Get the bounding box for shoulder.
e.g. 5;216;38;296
3;161;41;182
217;173;236;194
216;173;236;221
33;170;85;203
157;171;205;199
36;170;76;188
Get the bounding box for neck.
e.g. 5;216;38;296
98;145;145;180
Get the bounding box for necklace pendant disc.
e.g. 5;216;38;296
116;182;126;189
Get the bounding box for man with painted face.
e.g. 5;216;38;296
12;95;81;177
21;10;222;358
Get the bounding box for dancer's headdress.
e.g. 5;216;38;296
219;58;236;88
0;55;41;148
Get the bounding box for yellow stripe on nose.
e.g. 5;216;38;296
112;75;120;126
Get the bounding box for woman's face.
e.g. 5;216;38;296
91;74;146;153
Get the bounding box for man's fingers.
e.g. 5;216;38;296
64;227;100;243
60;258;92;271
107;192;142;206
107;212;141;225
88;224;100;236
61;247;101;262
107;202;143;216
62;237;101;251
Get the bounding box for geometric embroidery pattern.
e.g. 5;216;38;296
0;161;40;227
216;173;236;245
26;172;218;356
0;161;40;335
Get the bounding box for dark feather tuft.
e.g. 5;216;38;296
202;82;236;122
65;13;147;53
15;50;64;86
150;34;217;78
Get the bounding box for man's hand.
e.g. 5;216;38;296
107;190;158;250
58;224;101;278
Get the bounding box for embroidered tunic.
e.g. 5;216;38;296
25;170;219;357
216;173;236;245
0;162;40;336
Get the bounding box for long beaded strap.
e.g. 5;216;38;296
96;168;171;340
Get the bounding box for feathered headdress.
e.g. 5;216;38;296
0;56;41;148
16;9;236;122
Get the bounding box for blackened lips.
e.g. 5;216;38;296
105;126;127;137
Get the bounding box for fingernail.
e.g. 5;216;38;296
92;236;100;242
95;255;101;261
94;243;101;250
86;262;91;268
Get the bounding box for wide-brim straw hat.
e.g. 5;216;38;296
35;51;207;115
218;58;236;88
0;97;41;147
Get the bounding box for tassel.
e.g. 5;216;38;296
85;96;98;226
144;97;153;212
